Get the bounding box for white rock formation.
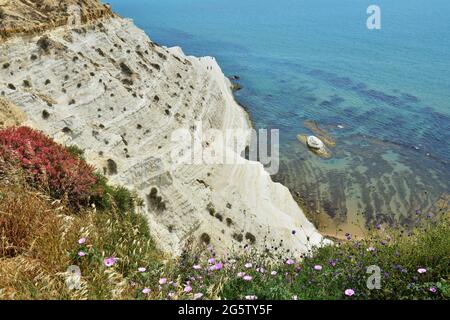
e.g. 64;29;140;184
0;16;329;256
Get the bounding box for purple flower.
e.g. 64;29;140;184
344;289;355;297
103;257;117;267
78;237;86;245
184;285;193;293
367;247;376;252
78;251;86;257
194;293;204;300
237;272;245;278
159;278;167;285
244;263;253;269
138;267;146;272
417;268;427;274
214;263;223;271
271;271;277;276
429;287;437;293
314;265;322;271
207;258;215;264
286;259;295;265
142;287;151;294
243;275;253;281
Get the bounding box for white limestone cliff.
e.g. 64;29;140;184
0;14;329;256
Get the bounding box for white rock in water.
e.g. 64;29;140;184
307;136;324;149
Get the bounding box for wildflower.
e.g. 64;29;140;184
314;265;322;271
237;272;245;278
375;224;382;230
344;289;355;297
429;287;437;293
214;263;223;271
142;288;151;294
271;271;277;276
367;247;376;252
78;251;86;257
244;263;253;269
286;259;295;265
168;292;175;298
245;295;257;300
256;267;265;273
417;268;427;274
159;278;167;285
292;295;298;300
243;275;253;281
78;237;86;245
138;267;146;272
207;258;215;264
184;286;193;293
103;257;117;267
194;293;204;300
193;264;202;270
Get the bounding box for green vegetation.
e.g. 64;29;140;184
0;127;448;300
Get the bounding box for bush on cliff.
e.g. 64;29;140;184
0;126;99;208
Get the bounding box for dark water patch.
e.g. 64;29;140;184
319;95;345;108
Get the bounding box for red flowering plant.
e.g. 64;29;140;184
0;126;100;208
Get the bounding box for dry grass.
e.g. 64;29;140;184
0;163;163;300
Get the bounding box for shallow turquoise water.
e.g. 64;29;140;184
109;0;450;229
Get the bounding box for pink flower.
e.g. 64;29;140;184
142;287;151;294
245;295;257;300
237;272;245;278
138;267;146;272
244;263;253;268
78;251;86;257
193;264;202;270
207;258;215;264
286;259;295;265
214;263;223;271
344;289;355;297
194;293;204;300
314;265;322;271
417;268;427;274
78;238;86;244
184;285;193;293
243;275;253;281
159;278;167;285
256;267;265;273
103;257;117;267
429;287;437;293
271;271;277;276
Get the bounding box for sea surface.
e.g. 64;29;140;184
108;0;450;236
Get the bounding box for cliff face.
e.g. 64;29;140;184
0;0;113;41
0;1;328;256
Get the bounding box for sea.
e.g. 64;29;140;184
108;0;450;236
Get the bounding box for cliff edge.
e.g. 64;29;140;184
0;0;329;256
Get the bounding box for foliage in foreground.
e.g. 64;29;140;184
0;127;448;300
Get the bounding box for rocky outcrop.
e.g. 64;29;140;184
0;0;114;41
0;1;329;256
